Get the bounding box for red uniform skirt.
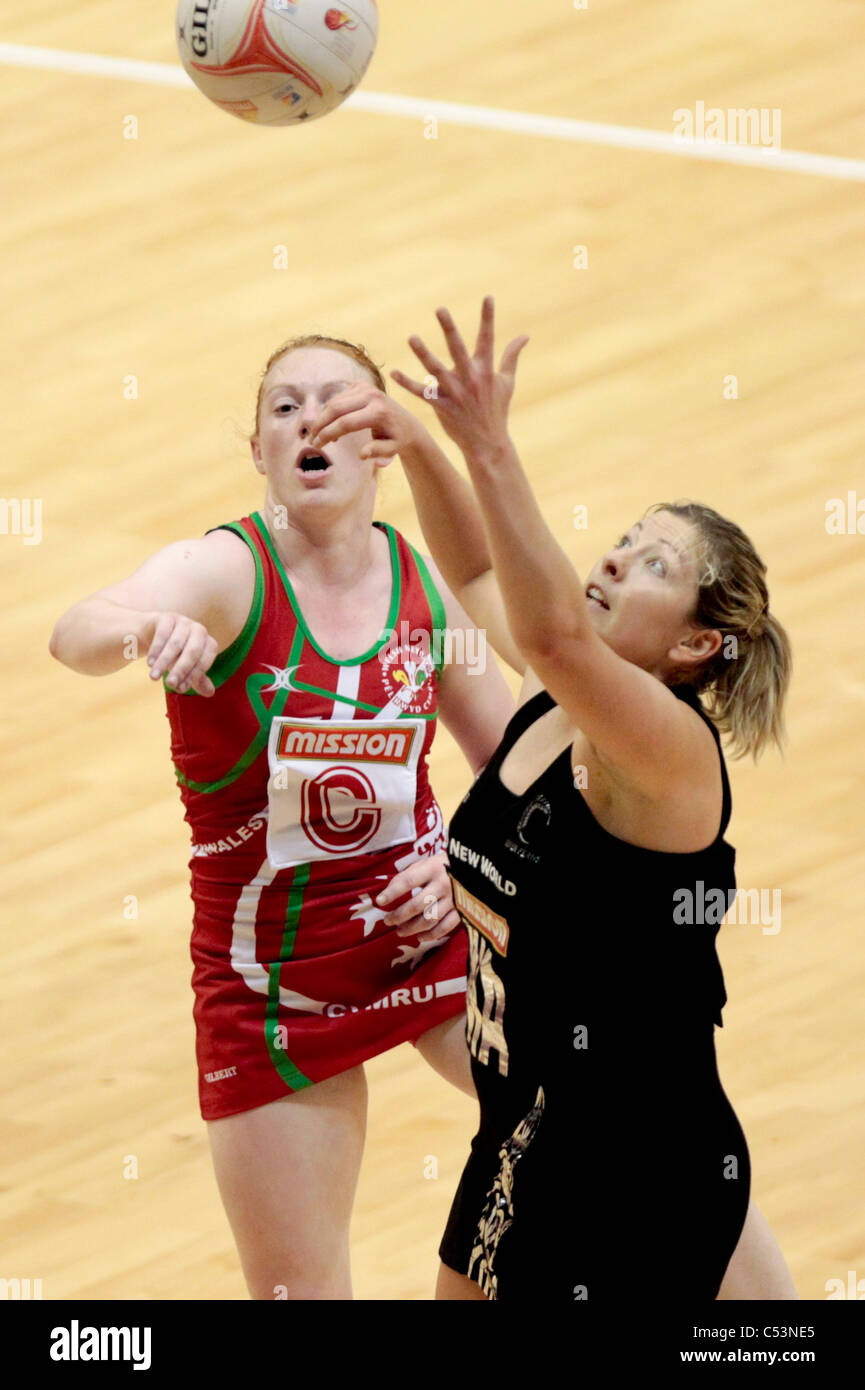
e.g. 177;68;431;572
189;827;468;1120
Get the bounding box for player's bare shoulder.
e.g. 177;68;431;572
197;526;255;566
195;528;256;652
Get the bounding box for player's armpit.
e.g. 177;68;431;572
516;664;545;709
524;626;716;799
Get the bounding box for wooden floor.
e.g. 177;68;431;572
2;0;864;1300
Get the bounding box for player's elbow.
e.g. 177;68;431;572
48;609;86;670
48;615;68;663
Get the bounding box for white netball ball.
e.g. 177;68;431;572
176;0;379;126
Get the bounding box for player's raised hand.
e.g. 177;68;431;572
391;296;529;462
310;382;428;461
145;612;219;697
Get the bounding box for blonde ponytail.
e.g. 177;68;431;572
648;502;792;759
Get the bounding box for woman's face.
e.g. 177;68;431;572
251;347;382;510
584;510;719;678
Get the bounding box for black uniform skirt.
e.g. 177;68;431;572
439;1023;751;1301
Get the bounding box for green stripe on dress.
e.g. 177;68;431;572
406;542;448;679
175;625;306;794
162;521;265;696
206;522;265;688
264;861;313;1090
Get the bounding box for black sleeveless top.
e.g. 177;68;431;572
447;682;736;1135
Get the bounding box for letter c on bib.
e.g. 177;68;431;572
301;766;381;854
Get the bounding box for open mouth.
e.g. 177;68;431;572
297;446;332;473
586;584;610;610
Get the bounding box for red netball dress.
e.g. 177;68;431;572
164;511;468;1120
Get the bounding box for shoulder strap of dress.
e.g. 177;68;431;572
486;688;557;772
394;528;448;681
205;515;262;556
675;685;732;838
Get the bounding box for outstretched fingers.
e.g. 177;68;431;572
360;438;396;459
310;386;372;444
312;402;379;447
474;294;495;368
390;367;427;399
407;333;450;388
435;306;473;378
499;333;530;377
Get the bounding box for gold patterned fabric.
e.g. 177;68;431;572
467;1086;545;1299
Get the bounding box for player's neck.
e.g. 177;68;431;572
260;498;385;591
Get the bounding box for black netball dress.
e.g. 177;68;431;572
439;684;751;1301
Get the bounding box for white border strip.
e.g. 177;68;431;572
2;42;864;184
0;43;191;88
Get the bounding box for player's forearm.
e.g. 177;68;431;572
462;433;590;657
49;599;157;676
400;435;494;591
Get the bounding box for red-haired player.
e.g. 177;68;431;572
50;334;514;1299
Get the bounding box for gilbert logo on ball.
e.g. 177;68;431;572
176;0;378;125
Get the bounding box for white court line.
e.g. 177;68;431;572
2;41;865;184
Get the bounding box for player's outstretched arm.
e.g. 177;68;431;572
48;531;251;696
396;446;528;678
310;380;528;676
405;297;720;801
